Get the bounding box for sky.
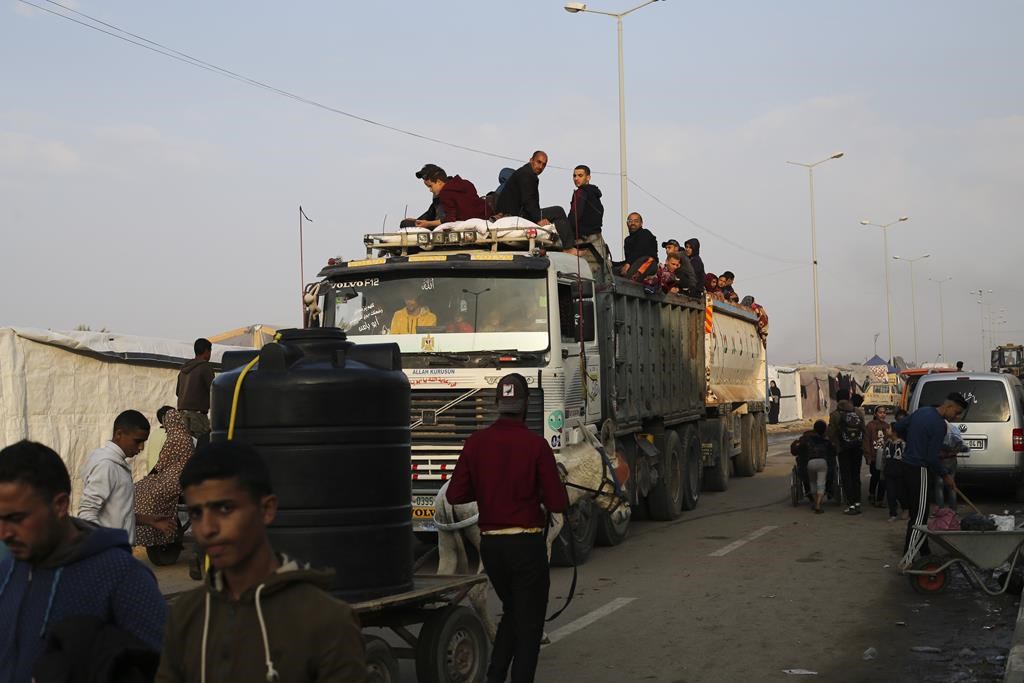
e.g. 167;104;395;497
2;0;1022;368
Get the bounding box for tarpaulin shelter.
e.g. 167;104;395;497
0;328;234;500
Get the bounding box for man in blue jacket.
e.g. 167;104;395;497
0;440;167;683
894;393;968;559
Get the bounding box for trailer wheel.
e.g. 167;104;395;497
416;605;488;683
365;636;400;683
734;414;757;477
702;419;729;492
754;413;768;472
679;426;702;511
551;497;599;566
648;431;684;520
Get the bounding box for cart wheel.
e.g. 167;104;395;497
909;560;949;595
415;605;488;683
146;542;183;566
365;636;400;683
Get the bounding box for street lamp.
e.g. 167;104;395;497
892;253;930;366
928;276;952;363
971;288;994;370
564;0;663;243
860;216;909;365
786;152;844;365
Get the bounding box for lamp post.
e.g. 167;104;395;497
786;152;844;364
564;0;662;243
860;216;909;365
971;288;994;370
892;253;930;366
299;206;313;324
929;276;952;363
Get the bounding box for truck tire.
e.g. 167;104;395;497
595;506;630;547
754;413;768;472
702;419;729;492
680;426;702;511
648;430;685;521
734;414;757;477
550;497;599;566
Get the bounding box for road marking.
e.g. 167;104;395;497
543;597;636;646
708;525;779;557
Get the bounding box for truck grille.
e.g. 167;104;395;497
410;388;544;486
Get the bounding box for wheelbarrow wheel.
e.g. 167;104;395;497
909;559;949;595
365;636;400;683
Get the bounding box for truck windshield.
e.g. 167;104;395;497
322;272;549;353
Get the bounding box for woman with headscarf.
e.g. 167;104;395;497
705;272;724;300
684;238;705;291
134;408;195;548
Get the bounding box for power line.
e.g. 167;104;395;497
22;0;797;264
628;179;803;264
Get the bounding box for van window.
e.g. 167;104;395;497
918;379;1010;423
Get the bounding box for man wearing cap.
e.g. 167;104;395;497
404;164;487;229
662;239;697;295
894;392;968;557
446;373;568;683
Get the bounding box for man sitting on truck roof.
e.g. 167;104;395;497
389;294;437;334
662;240;697;295
557;165;606;261
618;212;659;280
405;164;487;229
493;151;553;227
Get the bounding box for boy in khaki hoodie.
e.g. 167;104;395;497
155;441;365;683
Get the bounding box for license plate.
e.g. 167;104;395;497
412;495;437;532
965;439;986;450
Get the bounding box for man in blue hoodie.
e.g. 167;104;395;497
894;393;968;559
0;440;167;683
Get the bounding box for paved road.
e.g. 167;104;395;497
148;433;1019;682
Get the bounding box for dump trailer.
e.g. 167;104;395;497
306;226;766;561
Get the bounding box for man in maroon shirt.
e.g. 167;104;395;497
446;373;568;683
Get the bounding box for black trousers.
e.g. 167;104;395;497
899;461;932;554
884;459;906;517
480;533;550;683
837;448;862;505
868;460;883;501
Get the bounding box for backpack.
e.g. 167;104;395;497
838;410;864;449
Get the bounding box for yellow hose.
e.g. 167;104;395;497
227;356;259;441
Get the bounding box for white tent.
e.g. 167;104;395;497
0;328;237;500
767;365;803;423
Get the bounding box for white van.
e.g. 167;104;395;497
909;372;1024;497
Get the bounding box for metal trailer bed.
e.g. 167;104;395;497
354;573;490;683
901;525;1024;596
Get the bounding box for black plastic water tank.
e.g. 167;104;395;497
210;327;412;601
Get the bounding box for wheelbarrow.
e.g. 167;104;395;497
900;524;1024;596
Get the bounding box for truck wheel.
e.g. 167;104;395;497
415;606;488;683
595;506;630;546
754;413;768;472
680;426;702;511
365;636;400;683
702;419;729;492
648;431;684;520
734;414;757;477
551;497;599;566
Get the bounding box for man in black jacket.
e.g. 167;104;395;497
619;212;658;279
494;151;551;226
559;165;606;266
